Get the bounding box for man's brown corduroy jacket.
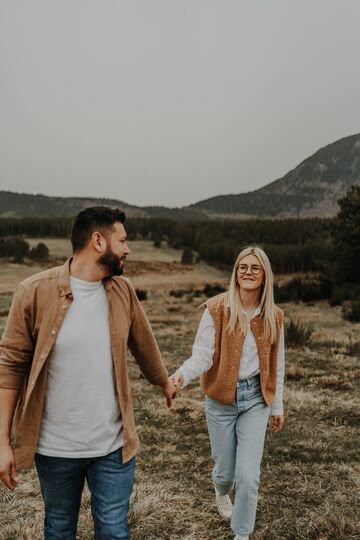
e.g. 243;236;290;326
0;259;168;471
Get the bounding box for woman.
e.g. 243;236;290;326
170;246;285;540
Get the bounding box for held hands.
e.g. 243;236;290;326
269;415;285;432
0;441;18;491
160;378;177;407
169;371;184;391
159;371;184;408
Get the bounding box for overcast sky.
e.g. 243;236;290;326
1;1;360;207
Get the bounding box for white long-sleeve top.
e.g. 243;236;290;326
178;307;285;416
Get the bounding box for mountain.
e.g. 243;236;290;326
0;192;208;221
0;191;146;218
191;133;360;218
1;133;359;220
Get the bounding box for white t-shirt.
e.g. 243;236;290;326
36;276;124;457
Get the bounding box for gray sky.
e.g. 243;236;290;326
1;1;360;207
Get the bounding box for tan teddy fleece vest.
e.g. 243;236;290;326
200;293;284;405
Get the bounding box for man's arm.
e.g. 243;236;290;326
127;284;168;384
0;285;34;489
0;284;34;389
125;281;176;405
0;388;20;490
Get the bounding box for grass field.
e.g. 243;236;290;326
0;240;359;539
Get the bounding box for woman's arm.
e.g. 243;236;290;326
270;323;285;416
171;308;215;388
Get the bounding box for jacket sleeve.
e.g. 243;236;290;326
126;281;168;386
0;285;34;389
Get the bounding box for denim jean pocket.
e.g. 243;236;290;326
246;380;262;399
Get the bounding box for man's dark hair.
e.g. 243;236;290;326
71;206;126;253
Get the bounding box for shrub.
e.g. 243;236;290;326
274;277;303;303
0;237;30;262
285;318;313;348
274;275;333;304
299;281;324;302
29;242;49;261
342;301;360;322
135;289;148;301
169;288;193;298
202;283;226;296
330;284;360;306
332;186;360;284
345;340;360;356
153;236;162;248
181;247;194;264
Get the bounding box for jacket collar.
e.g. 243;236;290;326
58;258;73;297
58;257;114;296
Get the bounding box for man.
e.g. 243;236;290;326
0;206;176;540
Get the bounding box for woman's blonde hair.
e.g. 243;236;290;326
225;245;277;343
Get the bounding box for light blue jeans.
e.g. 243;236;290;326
205;374;270;536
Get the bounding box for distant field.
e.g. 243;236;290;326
0;249;359;539
26;238;183;263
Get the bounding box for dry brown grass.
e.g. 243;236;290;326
0;243;359;539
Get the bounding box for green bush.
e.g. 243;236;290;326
342;301;360;322
0;237;30;262
330;284;360;306
181;247;194;264
29;242;49;261
135;289;148;301
203;283;226;297
285;318;313;348
153;236;162;248
345;340;360;356
274;275;332;303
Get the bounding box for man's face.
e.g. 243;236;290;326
98;222;130;276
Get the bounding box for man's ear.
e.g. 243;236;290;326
91;231;107;253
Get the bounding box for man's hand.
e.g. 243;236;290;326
0;441;18;491
169;371;184;391
160;379;177;407
269;415;285;432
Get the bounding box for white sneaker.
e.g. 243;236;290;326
234;535;249;540
214;487;233;520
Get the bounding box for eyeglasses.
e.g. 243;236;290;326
237;264;263;275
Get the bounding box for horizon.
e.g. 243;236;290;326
2;130;359;209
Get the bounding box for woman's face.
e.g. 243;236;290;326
236;254;264;293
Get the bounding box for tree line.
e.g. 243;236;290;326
0;216;332;273
0;186;358;284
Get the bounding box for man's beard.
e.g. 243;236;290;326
98;247;124;276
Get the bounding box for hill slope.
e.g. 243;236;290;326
1;133;359;219
191;133;360;218
0;192;208;221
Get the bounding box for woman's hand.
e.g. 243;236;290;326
169;371;184;391
269;415;284;432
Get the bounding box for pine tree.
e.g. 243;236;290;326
333;186;360;283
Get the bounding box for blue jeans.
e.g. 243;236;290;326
205;374;270;536
35;448;135;540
